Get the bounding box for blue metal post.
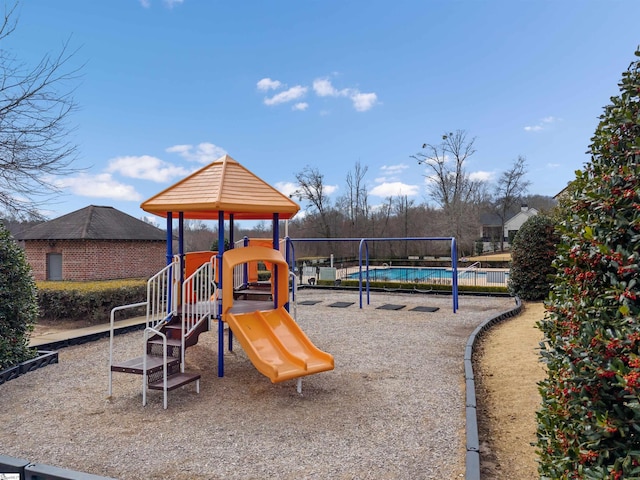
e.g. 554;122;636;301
165;213;173;265
166;213;173;315
451;238;458;313
242;236;249;286
217;211;225;377
273;213;279;249
365;241;371;306
285;236;295;308
358;239;365;308
228;214;234;352
178;213;184;298
273;213;279;308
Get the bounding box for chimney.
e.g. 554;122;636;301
521;204;528;212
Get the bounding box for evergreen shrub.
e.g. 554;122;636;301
0;224;38;370
537;49;640;478
508;215;559;300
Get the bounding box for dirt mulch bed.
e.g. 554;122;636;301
474;301;546;479
3;291;517;479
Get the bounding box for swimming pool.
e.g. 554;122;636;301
347;267;500;283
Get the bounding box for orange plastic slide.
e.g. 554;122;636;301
225;306;334;383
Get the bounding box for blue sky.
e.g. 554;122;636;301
7;0;640;224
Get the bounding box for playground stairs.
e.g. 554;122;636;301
111;313;206;395
109;257;215;408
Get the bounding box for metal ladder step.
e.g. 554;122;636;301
110;355;180;375
147;372;201;391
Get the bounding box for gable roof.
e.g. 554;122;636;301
140;154;300;221
14;205;166;241
504;207;539;228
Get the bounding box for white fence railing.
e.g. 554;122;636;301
147;260;179;327
181;258;216;369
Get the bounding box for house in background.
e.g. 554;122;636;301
478;205;539;253
504;205;538;241
14;205;167;281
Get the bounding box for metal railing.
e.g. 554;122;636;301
108;260;178;402
143;326;168;409
108;301;148;398
147;260;179;328
181;258;216;370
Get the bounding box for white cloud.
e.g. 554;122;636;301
166;142;227;163
106;155;191;182
292;102;308;111
56;173;142;201
469;170;493;182
264;86;308;106
325;185;339;195
275;181;299;198
257;78;283;91
381;164;409;174
420;154;451;166
351;92;378;112
524;116;559;132
313;78;346;97
376;164;409;184
547;162;561;168
141;215;160;227
139;0;182;7
313;77;378;112
275;181;338;199
369;182;419;198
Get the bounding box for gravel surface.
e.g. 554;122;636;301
0;290;515;480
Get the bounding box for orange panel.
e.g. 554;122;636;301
183;251;216;304
222;246;289;313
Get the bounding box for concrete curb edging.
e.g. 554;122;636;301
464;296;523;480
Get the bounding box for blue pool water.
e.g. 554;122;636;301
347;267;482;282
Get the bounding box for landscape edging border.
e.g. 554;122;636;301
464;296;523;480
0;350;59;386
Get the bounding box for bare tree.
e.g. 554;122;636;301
293;166;333;237
494;155;531;251
0;3;82;219
337;160;369;237
412;130;486;244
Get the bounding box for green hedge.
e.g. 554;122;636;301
36;279;147;323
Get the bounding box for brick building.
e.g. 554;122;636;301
14;205;167;281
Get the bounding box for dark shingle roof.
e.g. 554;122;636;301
14;205;166;241
479;213;502;226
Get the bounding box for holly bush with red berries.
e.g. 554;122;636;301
537;49;640;478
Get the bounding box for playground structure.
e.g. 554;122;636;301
108;155;334;408
106;155;472;409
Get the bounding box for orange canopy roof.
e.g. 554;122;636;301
140;155;300;220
